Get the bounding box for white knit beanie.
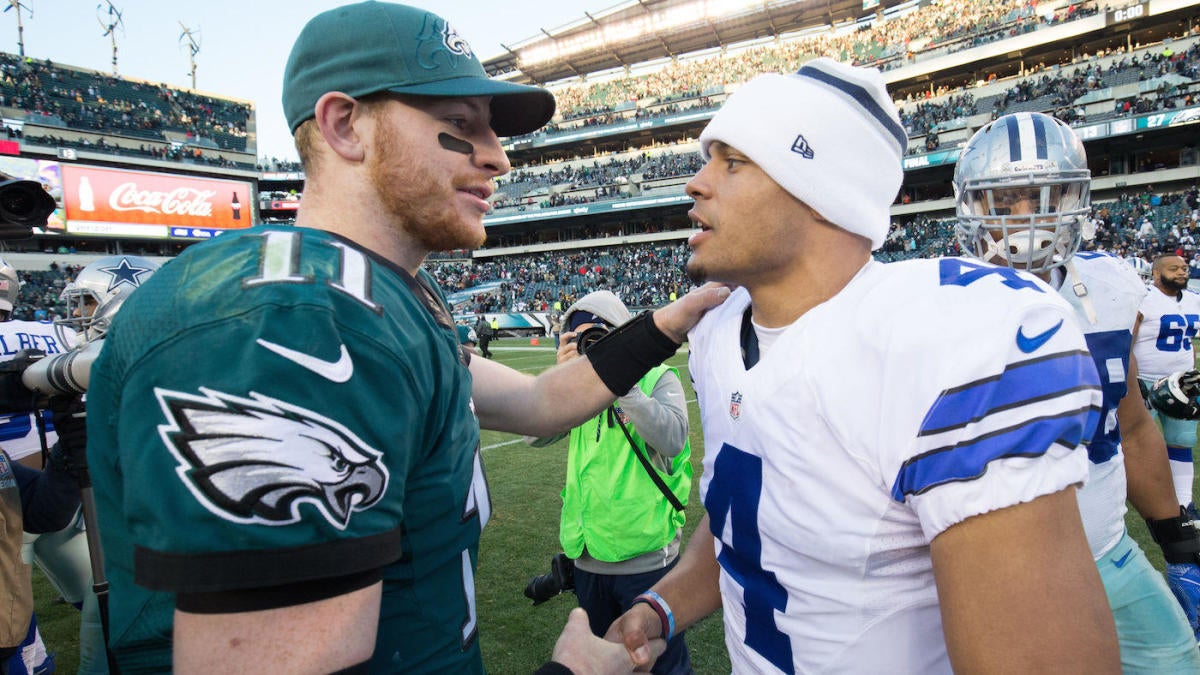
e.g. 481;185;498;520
699;58;906;250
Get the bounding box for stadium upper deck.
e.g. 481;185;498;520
1;0;1196;276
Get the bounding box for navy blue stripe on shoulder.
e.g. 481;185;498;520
919;350;1097;435
892;404;1099;501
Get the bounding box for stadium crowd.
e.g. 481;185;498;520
458;35;1200;215
0;53;251;151
526;0;1102;132
439;188;1200;313
13;188;1193;320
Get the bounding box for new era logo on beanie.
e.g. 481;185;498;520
698;58;905;250
282;1;555;137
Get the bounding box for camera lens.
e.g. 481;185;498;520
575;325;609;356
524;572;563;605
0;191;30;215
0;180;56;227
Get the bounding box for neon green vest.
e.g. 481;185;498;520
559;365;691;562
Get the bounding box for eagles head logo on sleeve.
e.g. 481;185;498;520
155;387;389;531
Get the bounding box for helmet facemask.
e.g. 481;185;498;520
59;284;105;342
956;180;1089;273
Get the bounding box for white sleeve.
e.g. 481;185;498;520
896;300;1098;541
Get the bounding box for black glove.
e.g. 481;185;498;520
1148;370;1200;420
0;348;44;414
46;395;88;486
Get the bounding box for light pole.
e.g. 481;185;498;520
179;22;200;90
97;1;124;75
4;1;31;58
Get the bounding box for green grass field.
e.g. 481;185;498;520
28;336;1185;673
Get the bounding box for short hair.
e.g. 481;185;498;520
293;119;322;176
1152;253;1185;274
293;94;399;176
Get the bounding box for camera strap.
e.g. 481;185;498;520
35;408;49;468
612;409;685;512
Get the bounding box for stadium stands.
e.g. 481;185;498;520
7;0;1198;321
1;52;257;169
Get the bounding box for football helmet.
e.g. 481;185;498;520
58;255;159;342
0;257;19;318
954;112;1091;273
1126;256;1153;281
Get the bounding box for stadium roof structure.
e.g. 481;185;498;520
482;0;902;85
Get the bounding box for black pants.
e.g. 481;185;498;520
573;561;692;675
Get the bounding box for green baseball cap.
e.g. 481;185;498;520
282;1;555;137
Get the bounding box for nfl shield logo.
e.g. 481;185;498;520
729;391;743;421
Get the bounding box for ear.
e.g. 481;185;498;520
313;92;366;163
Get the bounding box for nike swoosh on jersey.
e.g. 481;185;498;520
1016;319;1064;354
256;339;354;383
1112;549;1133;568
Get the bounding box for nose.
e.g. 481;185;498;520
473;128;512;176
686;160;714;200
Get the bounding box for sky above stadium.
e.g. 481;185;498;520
12;0;611;161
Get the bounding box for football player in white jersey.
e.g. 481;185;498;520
1134;254;1200;513
954;111;1200;668
608;62;1118;673
0;259;76;469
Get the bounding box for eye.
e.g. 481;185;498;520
446;117;467;130
725;157;743;170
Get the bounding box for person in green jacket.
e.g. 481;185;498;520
529;290;693;675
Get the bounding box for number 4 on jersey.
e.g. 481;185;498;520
705;444;794;673
939;258;1043;292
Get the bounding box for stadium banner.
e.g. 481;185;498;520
485;194;692;226
60;164;255;239
261;171;305;181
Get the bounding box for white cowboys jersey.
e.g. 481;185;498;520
1055;252;1145;560
1133;282;1200;381
0;320;76;460
689;258;1099;674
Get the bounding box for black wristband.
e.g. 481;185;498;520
1146;507;1200;564
585;312;681;396
532;662;574;675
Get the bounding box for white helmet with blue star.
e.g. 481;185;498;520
58;254;159;341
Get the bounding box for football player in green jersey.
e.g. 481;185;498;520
86;2;726;674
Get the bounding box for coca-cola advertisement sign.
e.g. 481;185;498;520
61;165;253;237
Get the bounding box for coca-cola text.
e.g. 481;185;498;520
109;182;218;218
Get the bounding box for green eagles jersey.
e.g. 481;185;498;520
87;226;489;673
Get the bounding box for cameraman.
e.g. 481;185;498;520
0;258;83;675
1;396;87;673
528;290;693;675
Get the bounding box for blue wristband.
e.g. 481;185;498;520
634;590;675;641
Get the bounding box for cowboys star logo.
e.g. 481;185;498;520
156;387;389;530
98;257;155;292
729;391;744;421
